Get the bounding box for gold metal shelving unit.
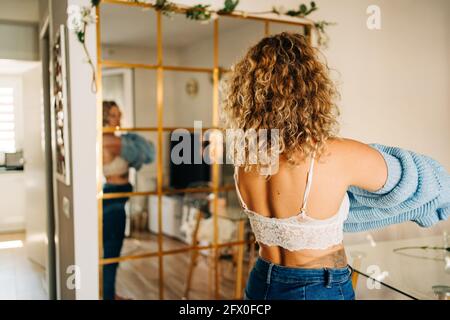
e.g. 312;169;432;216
95;0;312;300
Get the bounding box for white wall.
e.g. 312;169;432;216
0;66;46;245
312;0;450;169
22;65;48;269
0;69;40;233
0;0;40;22
0;0;40;61
0;171;25;232
67;0;99;300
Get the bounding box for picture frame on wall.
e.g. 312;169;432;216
53;24;71;186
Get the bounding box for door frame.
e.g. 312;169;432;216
39;14;58;300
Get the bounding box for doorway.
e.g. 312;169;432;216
0;17;56;300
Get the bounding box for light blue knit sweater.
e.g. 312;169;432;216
120;133;155;170
344;143;450;232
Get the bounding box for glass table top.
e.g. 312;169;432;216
346;235;450;300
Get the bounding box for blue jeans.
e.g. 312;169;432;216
244;257;355;300
102;183;132;300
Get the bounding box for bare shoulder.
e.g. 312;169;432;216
324;137;379;157
323;137;388;191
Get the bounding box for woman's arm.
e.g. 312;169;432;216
342;141;450;232
340;138;389;192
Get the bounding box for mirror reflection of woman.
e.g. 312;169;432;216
102;101;155;300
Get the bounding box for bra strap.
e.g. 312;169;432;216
299;151;316;217
233;166;249;211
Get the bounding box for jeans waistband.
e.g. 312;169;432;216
254;256;352;287
103;182;133;193
103;183;133;205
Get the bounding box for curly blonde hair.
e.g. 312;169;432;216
103;100;118;127
221;32;340;174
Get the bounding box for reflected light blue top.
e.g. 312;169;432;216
120;133;155;170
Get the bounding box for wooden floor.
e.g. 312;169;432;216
0;232;47;300
0;231;253;300
115;232;254;300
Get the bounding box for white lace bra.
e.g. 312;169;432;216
233;152;350;251
103;156;129;176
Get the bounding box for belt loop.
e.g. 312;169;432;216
266;263;274;285
325;268;332;288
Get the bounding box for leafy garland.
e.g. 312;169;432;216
67;0;335;93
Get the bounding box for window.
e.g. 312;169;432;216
0;86;16;152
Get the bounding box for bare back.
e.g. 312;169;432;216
236;138;381;268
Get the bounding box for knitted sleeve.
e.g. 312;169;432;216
120;133;156;170
343;143;450;232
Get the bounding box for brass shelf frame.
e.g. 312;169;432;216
102;126;222;133
102;60;232;74
96;0;312;300
100;240;248;265
101;184;235;200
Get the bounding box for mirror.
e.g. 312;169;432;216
99;3;308;300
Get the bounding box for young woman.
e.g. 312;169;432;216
102;101;155;300
222;32;450;300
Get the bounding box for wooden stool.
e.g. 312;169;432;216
183;211;249;299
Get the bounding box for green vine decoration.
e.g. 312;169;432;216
314;21;337;48
68;0;336;93
186;4;212;21
153;0;177;17
217;0;240;14
67;3;98;92
286;2;318;17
